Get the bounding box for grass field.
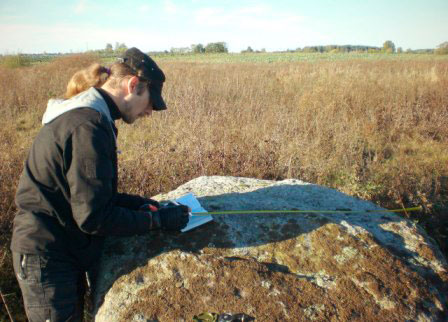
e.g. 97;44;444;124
119;51;448;64
1;52;447;320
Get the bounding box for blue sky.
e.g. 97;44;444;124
0;0;447;54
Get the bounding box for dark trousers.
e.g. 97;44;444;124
12;252;87;322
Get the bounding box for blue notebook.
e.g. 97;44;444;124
171;193;213;232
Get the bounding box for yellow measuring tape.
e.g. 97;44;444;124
192;206;422;216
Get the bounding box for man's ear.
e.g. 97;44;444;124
126;76;139;94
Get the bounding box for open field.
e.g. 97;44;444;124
153;52;448;63
1;53;447;319
104;51;448;64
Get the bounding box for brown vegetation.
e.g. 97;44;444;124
1;54;447;320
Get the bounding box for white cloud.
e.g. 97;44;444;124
0;23;141;53
193;4;304;31
190;4;326;51
139;4;151;13
0;22;190;53
195;7;222;17
0;3;328;53
163;0;179;15
235;4;270;16
74;0;87;14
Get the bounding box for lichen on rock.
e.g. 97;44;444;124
93;176;448;321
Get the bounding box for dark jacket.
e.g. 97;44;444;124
11;87;154;269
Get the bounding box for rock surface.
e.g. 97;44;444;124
93;176;448;321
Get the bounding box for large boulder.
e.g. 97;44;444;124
93;176;447;321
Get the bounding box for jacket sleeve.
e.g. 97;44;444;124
66;121;154;236
116;193;152;210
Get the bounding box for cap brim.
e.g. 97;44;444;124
150;86;167;111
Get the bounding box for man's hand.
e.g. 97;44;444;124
139;203;190;231
157;204;190;231
142;198;160;209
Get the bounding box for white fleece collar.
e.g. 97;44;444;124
42;87;113;125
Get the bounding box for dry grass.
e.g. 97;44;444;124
1;54;447;320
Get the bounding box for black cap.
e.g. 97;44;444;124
120;47;166;111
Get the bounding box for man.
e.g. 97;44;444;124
10;47;189;321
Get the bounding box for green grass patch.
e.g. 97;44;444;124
150;52;448;64
0;54;32;68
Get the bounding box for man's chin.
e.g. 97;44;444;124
121;116;136;124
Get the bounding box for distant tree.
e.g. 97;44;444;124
170;47;191;54
435;42;448;55
397;47;403;53
291;44;381;54
383;40;396;53
414;48;434;54
302;46;318;53
105;43;113;52
191;44;205;53
114;42;127;53
205;42;228;53
241;46;254;53
325;45;337;52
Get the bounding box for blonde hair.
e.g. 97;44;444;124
64;62;148;99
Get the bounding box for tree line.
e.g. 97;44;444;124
173;42;228;54
290;41;446;54
97;40;447;55
27;40;446;57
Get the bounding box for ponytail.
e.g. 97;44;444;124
64;63;110;99
64;61;146;99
